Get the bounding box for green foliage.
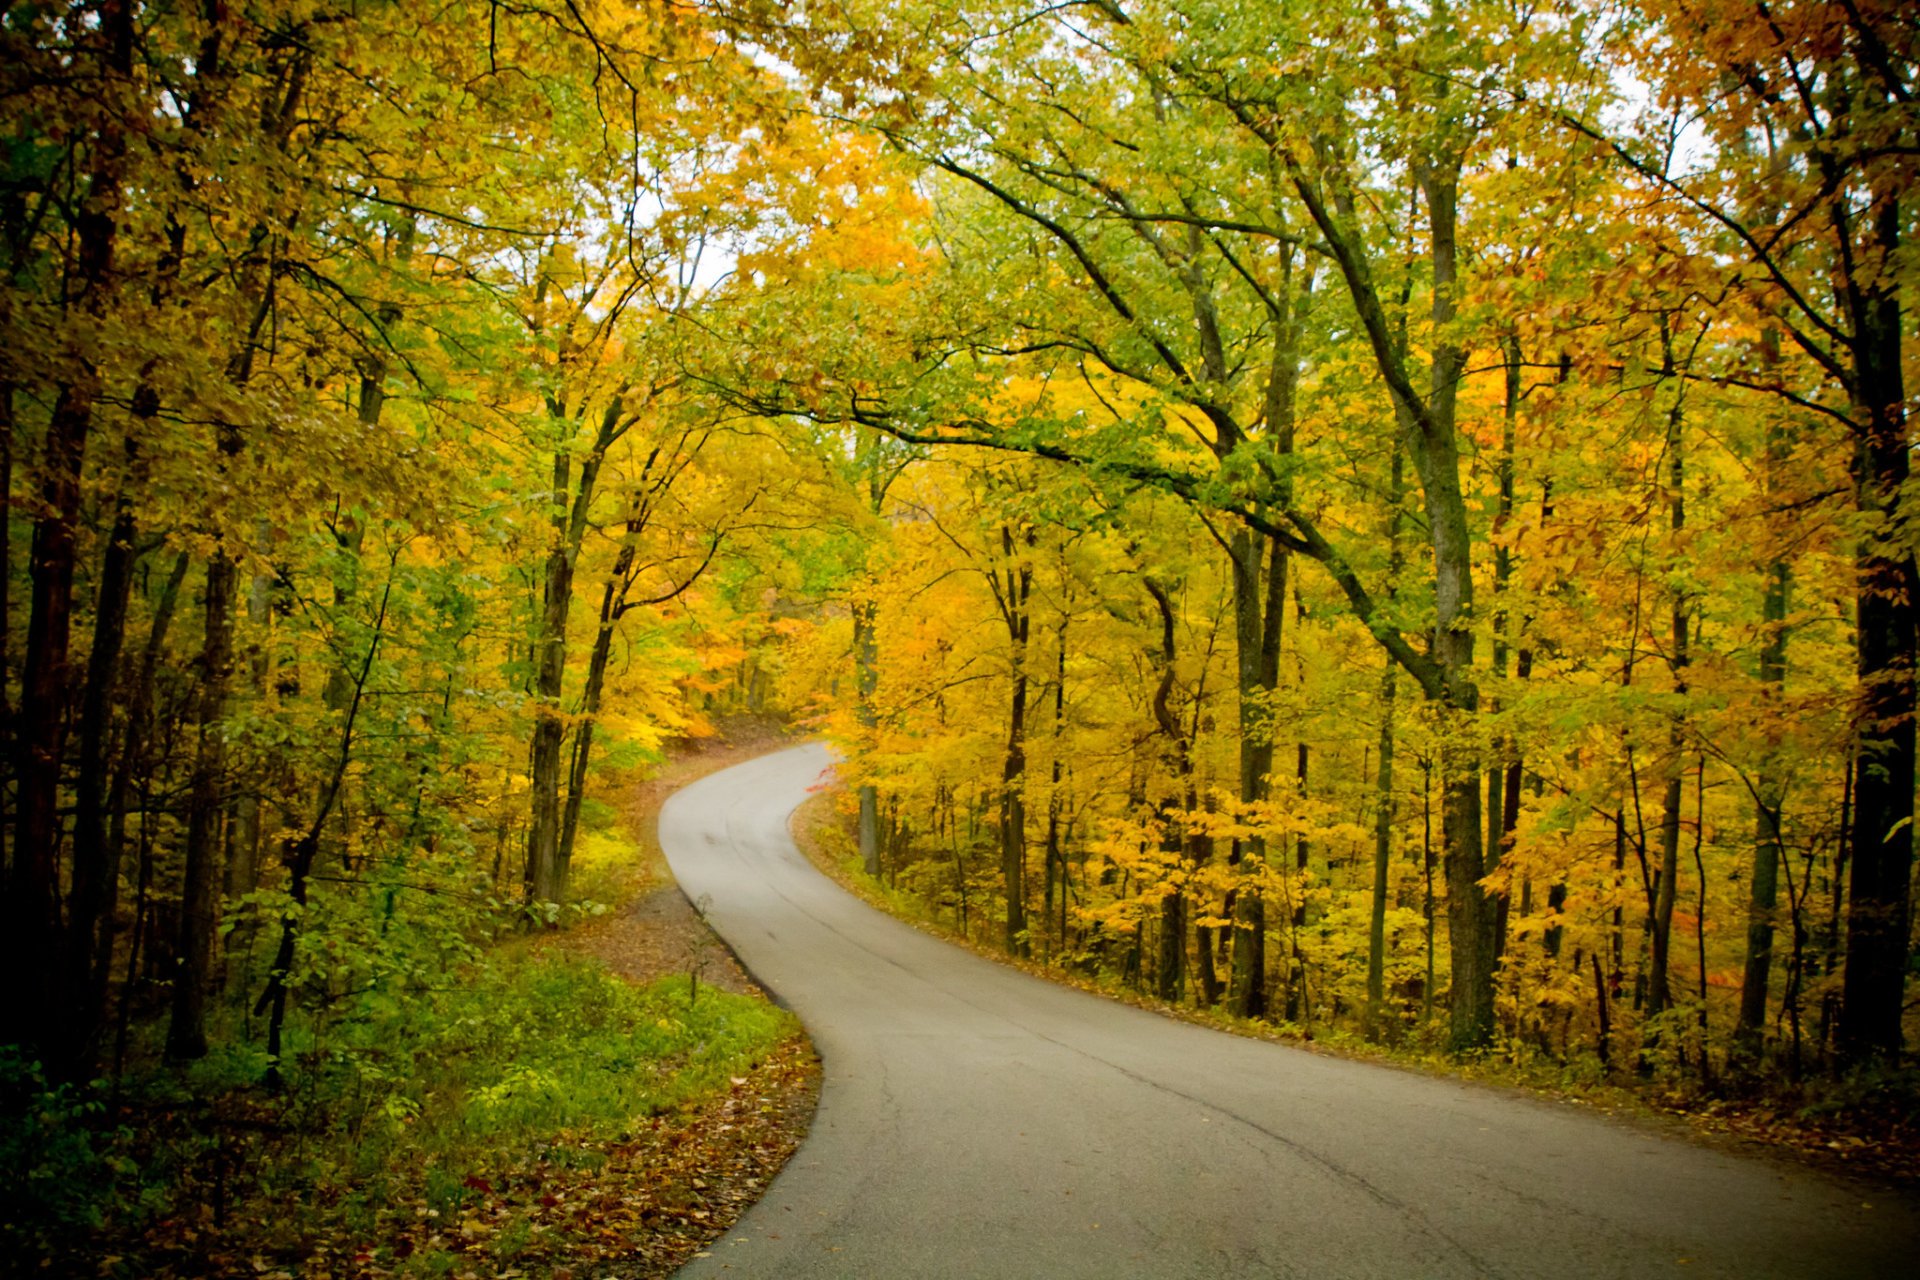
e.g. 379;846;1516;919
16;956;795;1274
314;955;794;1177
0;1050;150;1263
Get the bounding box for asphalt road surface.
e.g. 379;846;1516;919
662;743;1918;1278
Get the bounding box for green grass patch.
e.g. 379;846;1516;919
351;954;794;1169
8;955;796;1276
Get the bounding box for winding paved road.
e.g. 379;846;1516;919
662;744;1917;1278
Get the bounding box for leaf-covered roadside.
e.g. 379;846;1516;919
11;957;815;1279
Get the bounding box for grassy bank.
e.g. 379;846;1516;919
8;957;800;1277
3;728;814;1279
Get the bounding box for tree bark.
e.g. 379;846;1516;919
63;438;145;1074
1227;526;1278;1019
103;551;189;1013
5;2;131;1061
1367;442;1406;1040
1738;546;1791;1059
1144;577;1193;1004
166;552;235;1061
998;526;1034;955
1412;168;1493;1052
526;395;625;908
1486;335;1525;959
1649;388;1690;1020
854;597;882;876
1838;188;1915;1064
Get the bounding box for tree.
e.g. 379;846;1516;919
1570;0;1917;1064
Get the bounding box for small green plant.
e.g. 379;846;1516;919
0;1049;141;1266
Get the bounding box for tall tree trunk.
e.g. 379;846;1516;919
102;551;189;1016
1486;334;1525;959
1043;609;1069;957
63;438;144;1075
0;380;14;889
1738;552;1791;1060
1649;388;1690;1019
1838;191;1914;1064
1283;741;1311;1022
849;429;906;879
998;527;1033;955
5;4;131;1059
1367;442;1406;1040
559;495;721;880
526;396;621;907
1414;169;1493;1052
525;474;574;908
221;544;274;991
164;34;309;1060
1303;151;1496;1049
557;576;619;878
854;597;882;876
166;552;235;1061
1144;578;1191;1004
1227;526;1280;1018
1224;256;1309;1020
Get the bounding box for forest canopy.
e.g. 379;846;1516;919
0;0;1915;1243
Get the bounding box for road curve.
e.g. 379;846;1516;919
662;744;1916;1279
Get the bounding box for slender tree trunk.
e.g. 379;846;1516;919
1650;773;1682;1019
1144;578;1192;1004
258;578;389;1089
1738;554;1791;1059
526;397;620;907
1220;252;1310;1021
1284;742;1310;1022
102;551;188;1013
1486;334;1525;959
1227;526;1279;1018
1649;371;1691;1020
850;430;903;879
0;380;13;889
163;37;311;1057
1367;661;1399;1039
854;598;881;876
526;524;574;905
63;440;144;1074
221;545;273;990
167;553;236;1061
1422;759;1436;1027
558;491;716;880
1418;171;1493;1053
998;529;1033;955
1044;613;1068;957
557;577;619;876
1367;443;1407;1039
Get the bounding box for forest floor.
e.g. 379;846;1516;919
787;786;1920;1189
47;721;819;1280
532;716;823;1277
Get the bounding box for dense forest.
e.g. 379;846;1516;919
2;0;1915;1271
